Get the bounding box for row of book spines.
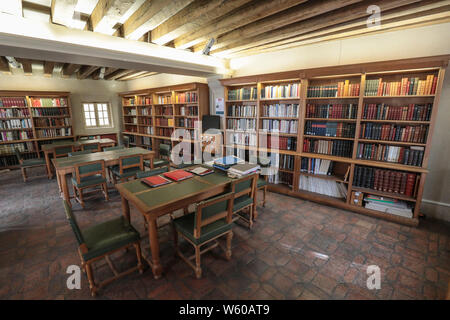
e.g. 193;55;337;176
227;105;257;117
29;98;68;108
363;104;432;121
0;119;33;129
353;165;417;197
303;139;353;157
228;87;258;100
155;118;175;126
34;118;71;127
305;104;357;119
226;133;257;146
0;131;33;141
278;155;295;170
138;118;152;125
260;84;300;98
175;92;198;103
0;98;28;107
260;119;298;133
35;128;72;138
0;109;31;118
0;142;36;155
176;119;198;128
364;75;437;96
139;127;154;135
307;81;360;97
157;96;172;104
264;137;297;151
31;109;70;116
261;104;299;117
123;97;152;106
359;124;428;143
268;171;293;186
179;106;198;116
227;119;257;131
357;144;424;167
155;109;174;115
304;122;356;138
300;158;333;175
155;128;174;137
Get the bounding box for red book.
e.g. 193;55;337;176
141;175;172;187
163;169;193;181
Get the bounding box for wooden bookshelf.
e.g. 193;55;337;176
119;83;209;159
0;91;73;169
220;56;448;226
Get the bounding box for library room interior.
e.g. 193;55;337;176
0;0;449;303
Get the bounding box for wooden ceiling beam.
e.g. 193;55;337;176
61;63;81;77
151;0;253;46
51;0;77;26
116;70;148;81
126;71;159;80
173;0;307;50
104;67;119;76
90;0;137;35
211;0;363;52
16;58;33;75
104;68;131;80
22;1;51;15
77;65;99;79
231;3;450;58
0;57;11;74
43;61;55;77
123;0;195;40
211;0;424;56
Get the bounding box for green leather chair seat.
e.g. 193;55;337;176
144;158;169;168
233;195;253;212
257;177;268;188
21;158;46;167
82;216;140;261
173;213;232;245
111;165;141;178
71;174;106;188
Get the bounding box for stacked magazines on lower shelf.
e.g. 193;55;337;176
299;176;348;199
364;195;413;218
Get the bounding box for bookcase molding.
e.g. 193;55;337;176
0;90;74;169
220;55;449;226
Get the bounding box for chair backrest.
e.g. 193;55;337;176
159;143;171;158
103;146;124;152
122;136;130;148
54;145;75;158
194;192;234;239
231;173;258;199
136;166;168;179
119;154;143;174
63;200;85;246
13;148;22;163
73;160;106;184
68;150;92;157
82;143;100;152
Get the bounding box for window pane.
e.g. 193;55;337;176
89;104;94;111
83;104;89;111
103;118;109;125
99;119;104;126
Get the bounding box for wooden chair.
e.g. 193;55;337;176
255;157;270;212
63;200;144;296
103;146;124;152
111;154;143;184
13;148;48;182
53;145;75;158
82;143;101;152
68;150;92;157
172;192;234;279
231;173;258;229
71;160;109;208
144;143;170;170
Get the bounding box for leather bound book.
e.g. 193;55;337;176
382;170;390;192
405;173;416;197
400;172;407;194
163;169;194;181
393;172;402;193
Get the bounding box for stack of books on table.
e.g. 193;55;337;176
364;195;413;218
227;163;260;178
212;156;244;171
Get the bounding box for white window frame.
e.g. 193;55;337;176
82;102;113;129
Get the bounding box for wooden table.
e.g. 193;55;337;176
43;138;116;179
53;147;155;207
115;169;235;279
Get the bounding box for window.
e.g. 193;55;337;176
82;102;113;128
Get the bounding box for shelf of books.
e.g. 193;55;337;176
0;91;73;169
120;83;209;159
220;57;446;226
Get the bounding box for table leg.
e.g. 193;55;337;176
56;170;62;195
146;215;163;279
45;151;52;179
150;158;154;169
60;172;71;207
121;196;130;223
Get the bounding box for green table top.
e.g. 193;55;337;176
41;138;115;151
117;168;234;213
53;147;154;169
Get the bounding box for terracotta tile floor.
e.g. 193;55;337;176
0;168;449;300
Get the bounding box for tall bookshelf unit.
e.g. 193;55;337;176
119;83;209;159
220;56;448;226
0;91;73;169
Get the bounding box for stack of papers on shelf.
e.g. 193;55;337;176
141;175;172;188
364;195;413;218
228;163;260;177
189;166;214;176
